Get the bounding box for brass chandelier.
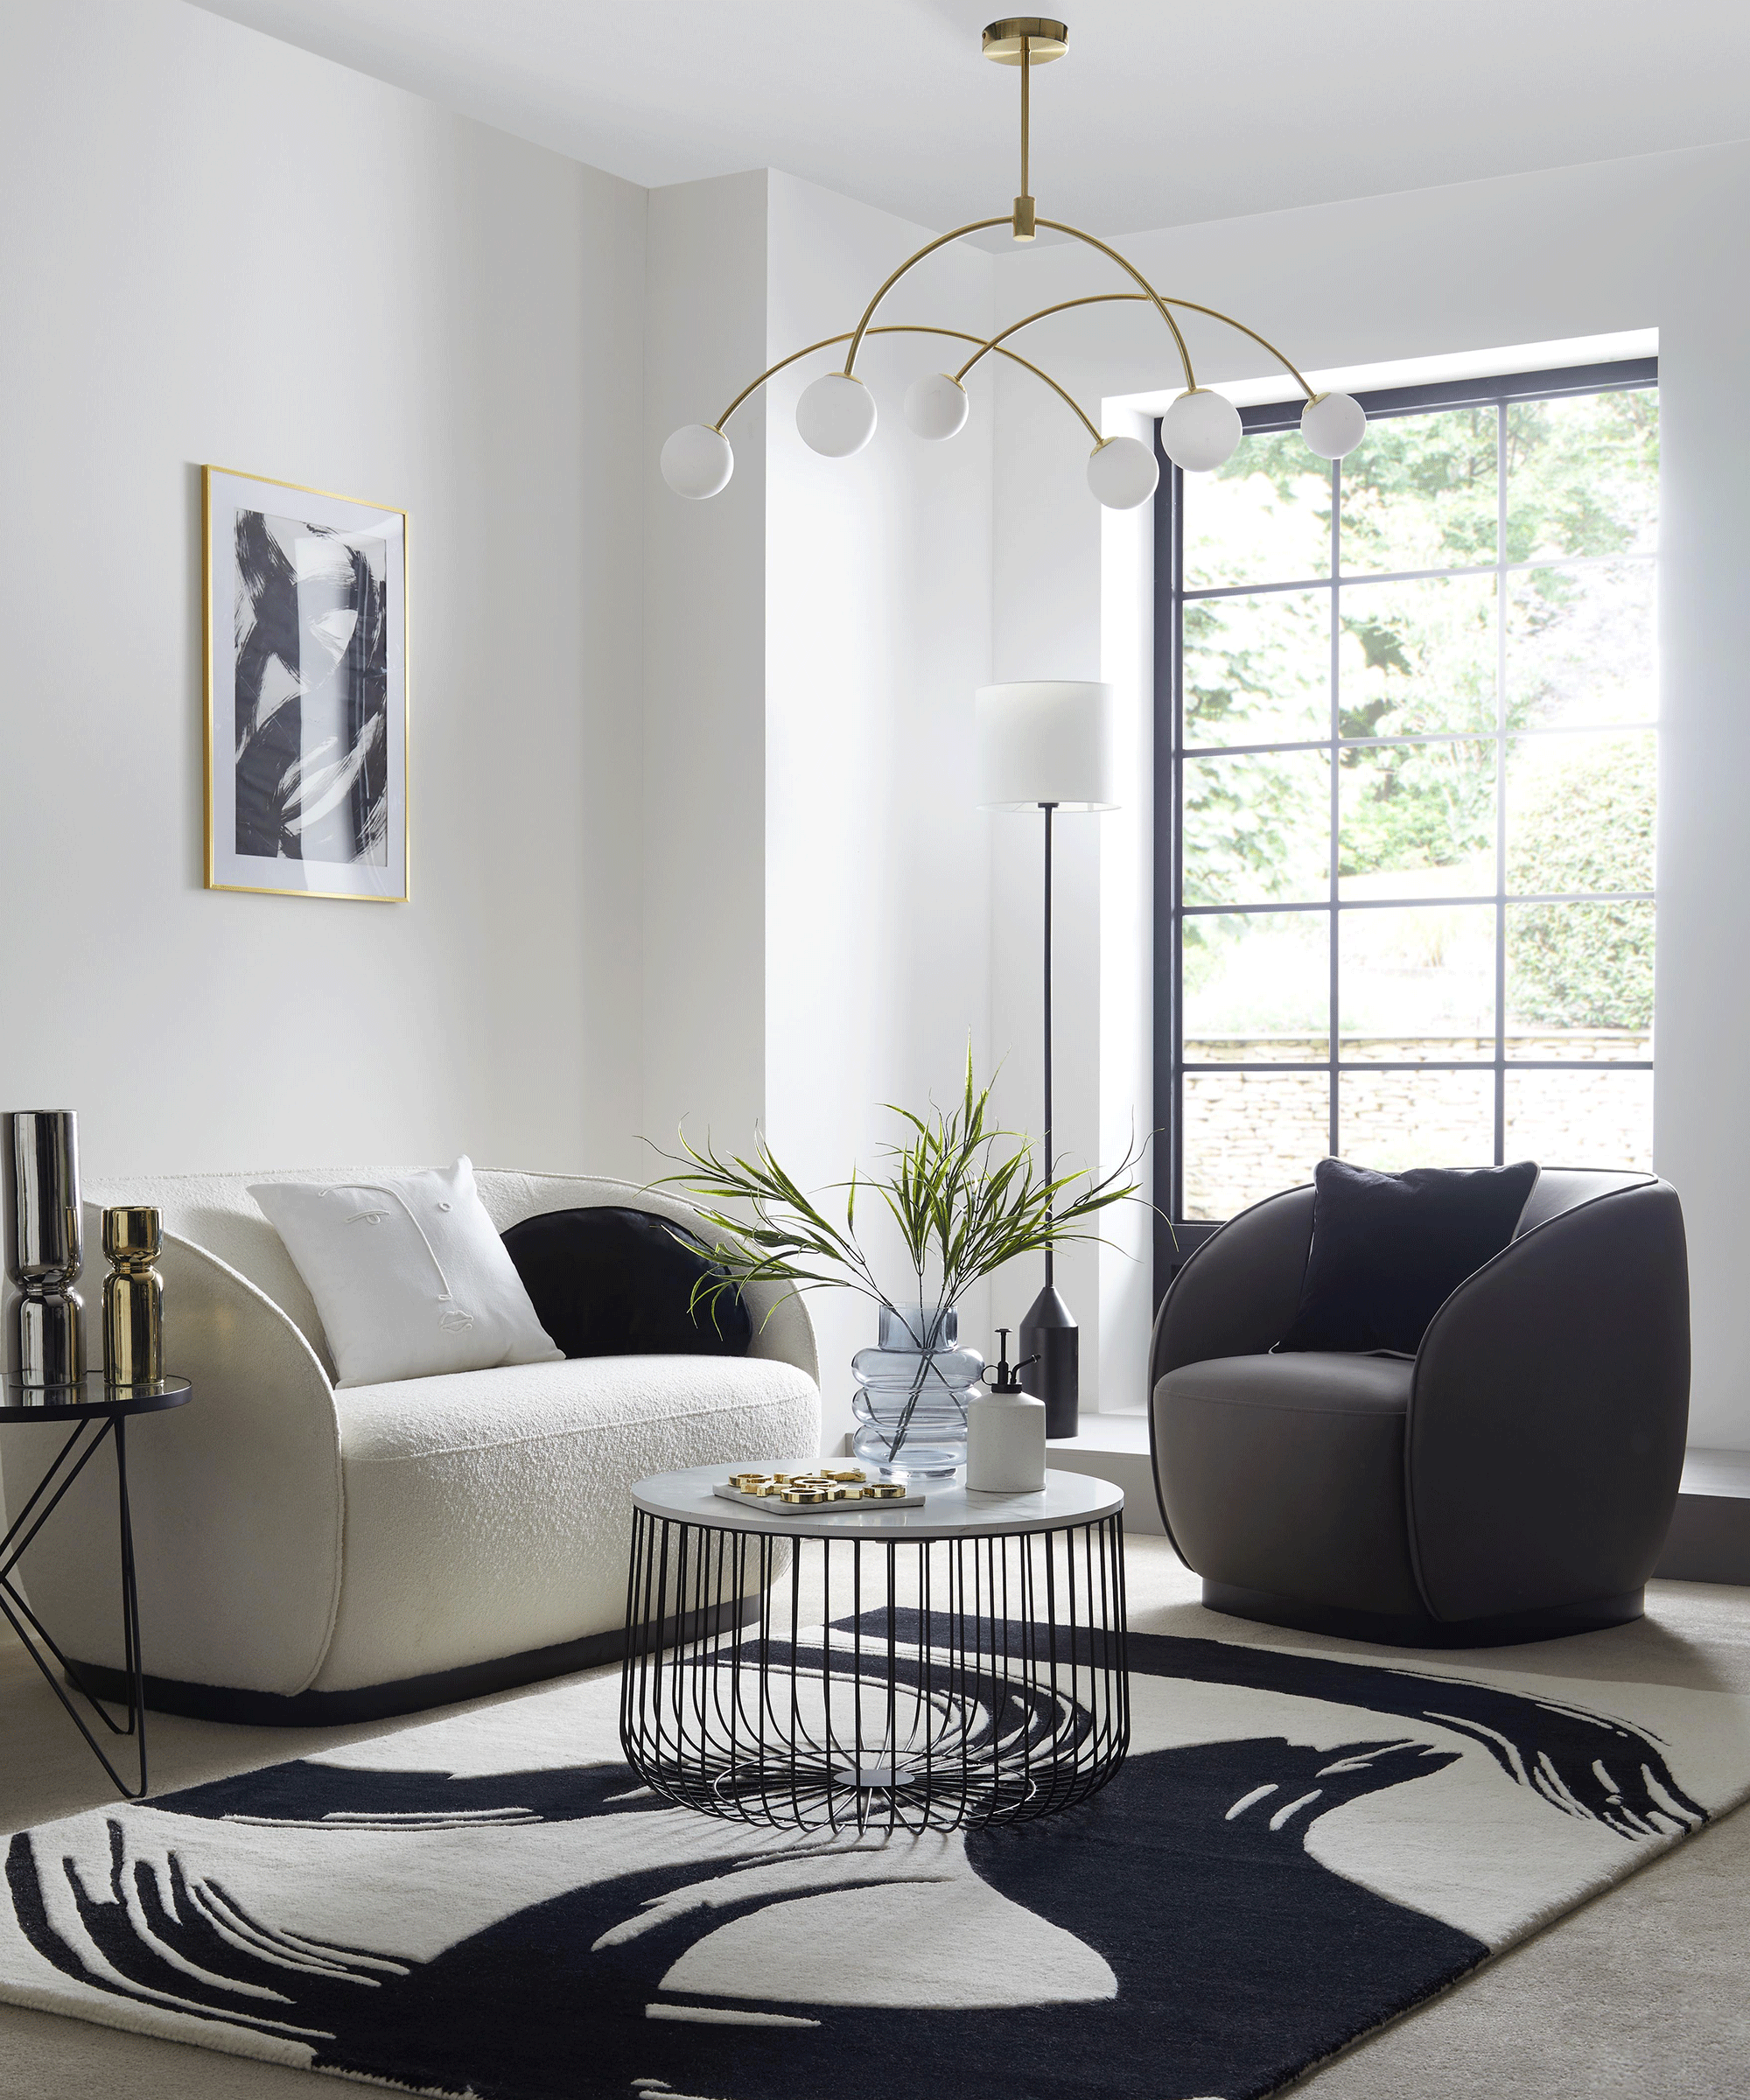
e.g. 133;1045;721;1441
661;17;1368;508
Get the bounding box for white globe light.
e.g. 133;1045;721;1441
796;372;877;458
660;424;733;500
1086;435;1159;511
1159;388;1242;472
1300;389;1368;460
904;371;970;441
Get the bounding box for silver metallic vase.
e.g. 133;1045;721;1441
7;1110;86;1385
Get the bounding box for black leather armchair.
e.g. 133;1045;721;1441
1148;1169;1690;1645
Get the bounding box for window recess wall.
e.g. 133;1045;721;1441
1152;358;1659;1291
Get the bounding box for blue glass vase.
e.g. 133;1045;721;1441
850;1306;984;1480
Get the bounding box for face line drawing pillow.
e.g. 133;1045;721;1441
248;1158;563;1388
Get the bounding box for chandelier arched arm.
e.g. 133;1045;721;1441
1034;222;1196;391
838;214;1200;396
841;219;1013;374
949;290;1318;402
713;323;1102;447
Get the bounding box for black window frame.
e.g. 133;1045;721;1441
1152;356;1661;1305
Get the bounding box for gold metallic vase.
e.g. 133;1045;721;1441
102;1206;163;1387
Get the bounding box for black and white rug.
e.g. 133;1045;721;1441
4;1623;1748;2099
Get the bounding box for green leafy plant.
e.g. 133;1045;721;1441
655;1053;1142;1460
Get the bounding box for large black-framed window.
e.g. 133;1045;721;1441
1152;359;1659;1298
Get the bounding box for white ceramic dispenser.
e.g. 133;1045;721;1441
966;1329;1046;1494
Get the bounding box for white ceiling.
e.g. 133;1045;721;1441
194;0;1750;234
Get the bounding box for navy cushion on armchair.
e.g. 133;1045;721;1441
1276;1157;1538;1357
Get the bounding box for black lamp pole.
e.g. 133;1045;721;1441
1018;799;1079;1438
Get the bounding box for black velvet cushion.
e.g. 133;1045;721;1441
500;1207;752;1360
1276;1158;1538;1357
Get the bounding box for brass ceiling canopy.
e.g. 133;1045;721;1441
658;18;1371;510
982;18;1069;64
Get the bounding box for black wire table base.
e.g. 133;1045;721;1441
0;1415;149;1800
620;1506;1129;1833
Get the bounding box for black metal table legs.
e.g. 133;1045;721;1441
620;1508;1130;1834
0;1417;149;1800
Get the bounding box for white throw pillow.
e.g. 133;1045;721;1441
249;1158;563;1388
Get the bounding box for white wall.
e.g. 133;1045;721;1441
988;143;1750;1448
763;172;995;1447
644;169;997;1450
0;0;646;1185
12;3;1745;1454
640;170;772;1160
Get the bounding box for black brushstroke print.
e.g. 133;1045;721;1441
232;508;388;864
3;1634;1708;2100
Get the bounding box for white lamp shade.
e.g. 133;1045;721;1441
660;424;734;500
1086;435;1159;510
796;372;878;457
905;371;970;441
976;682;1118;811
1300;389;1368;460
1160;388;1242;472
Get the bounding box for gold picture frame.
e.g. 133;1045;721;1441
203;465;410;902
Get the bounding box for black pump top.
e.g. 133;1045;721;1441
989;1327;1039;1395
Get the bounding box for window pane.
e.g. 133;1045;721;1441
1505;731;1656;896
1508;560;1656;728
1337;574;1496;737
1182;1072;1330;1222
1337;1068;1495;1172
1185;589;1329;748
1182;749;1331;906
1507;390;1657;563
1339;904;1496;1054
1338;739;1495;900
1339;407;1498;576
1505;900;1654;1047
1183;912;1329;1060
1183;430;1332;592
1503;1069;1652;1172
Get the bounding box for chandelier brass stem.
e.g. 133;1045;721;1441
1014;34;1036;241
714;323;1102;445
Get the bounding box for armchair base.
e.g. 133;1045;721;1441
1202;1580;1644;1650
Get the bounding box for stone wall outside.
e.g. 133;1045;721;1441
1182;1033;1652;1222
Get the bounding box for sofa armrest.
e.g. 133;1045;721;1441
1147;1185;1316;1392
3;1226;346;1696
743;1282;819;1385
1406;1179;1690;1623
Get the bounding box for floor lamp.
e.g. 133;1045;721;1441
976;681;1117;1440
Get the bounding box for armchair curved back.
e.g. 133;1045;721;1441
1407;1173;1688;1620
1148;1184;1314;1396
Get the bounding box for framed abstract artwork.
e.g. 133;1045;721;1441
203;466;409;901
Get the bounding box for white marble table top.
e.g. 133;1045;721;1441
630;1462;1124;1541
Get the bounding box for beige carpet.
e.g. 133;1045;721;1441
1;1540;1746;2098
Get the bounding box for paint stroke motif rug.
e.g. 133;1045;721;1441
3;1627;1748;2100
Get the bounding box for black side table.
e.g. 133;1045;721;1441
1;1374;191;1799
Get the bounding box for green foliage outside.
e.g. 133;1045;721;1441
1180;389;1658;1027
1505;738;1656;1028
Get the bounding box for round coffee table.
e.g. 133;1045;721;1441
1;1373;192;1799
619;1464;1129;1834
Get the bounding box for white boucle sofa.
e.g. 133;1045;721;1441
0;1168;820;1723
